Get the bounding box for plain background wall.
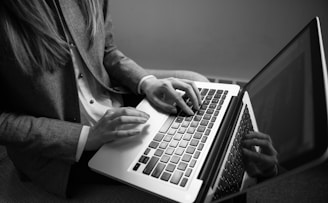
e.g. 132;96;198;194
108;0;328;81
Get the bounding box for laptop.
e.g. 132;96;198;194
89;17;328;203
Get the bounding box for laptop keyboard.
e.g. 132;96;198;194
133;88;228;188
213;105;253;200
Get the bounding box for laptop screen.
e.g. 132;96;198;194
245;17;328;172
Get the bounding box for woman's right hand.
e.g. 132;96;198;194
85;107;150;151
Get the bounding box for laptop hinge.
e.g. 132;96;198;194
195;92;243;203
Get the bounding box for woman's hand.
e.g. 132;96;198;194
85;107;150;151
242;131;278;178
140;77;202;115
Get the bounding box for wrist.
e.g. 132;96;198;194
138;75;157;95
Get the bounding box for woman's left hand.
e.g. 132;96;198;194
140;77;202;115
242;131;278;178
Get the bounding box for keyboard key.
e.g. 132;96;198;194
183;134;192;141
164;135;173;142
176;117;184;123
174;133;183;141
200;120;209;126
171;122;180;129
149;141;159;149
206;109;214;114
194;151;201;159
203;114;211;120
159;116;175;133
196;111;204;117
178;162;188;171
151;162;165;178
201;136;208;143
166;163;176;172
159;142;169;149
200;105;208;110
154;133;164;142
182;154;192;162
160;172;172;181
200;88;209;96
185;168;192;177
139;155;150;164
211;117;217;122
214;94;221;99
144;148;151;155
186;146;196;154
194;116;202;121
193;132;203;139
181;121;190;127
198;143;204;150
168;128;177;135
187;127;196;134
185;116;193;121
197;126;206;132
190;159;197;168
133;163;141;171
175;147;184;156
160;155;170;163
154;149;164;157
212;99;219;103
205;129;211;135
190;121;199;127
190;139;199;147
178;127;187;134
208;89;216;95
170;155;180;164
180;178;188;187
143;157;159;175
170;140;179;148
165;147;174;155
209;104;217;109
179;140;188;148
170;171;183;185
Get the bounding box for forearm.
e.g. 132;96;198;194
103;49;150;94
0;112;82;162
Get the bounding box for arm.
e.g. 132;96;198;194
0;111;82;162
102;0;149;94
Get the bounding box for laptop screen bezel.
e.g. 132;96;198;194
242;17;328;170
212;17;328;203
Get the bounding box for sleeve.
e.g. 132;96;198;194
0;112;83;163
75;125;90;162
101;0;151;94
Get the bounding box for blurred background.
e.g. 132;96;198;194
109;0;328;82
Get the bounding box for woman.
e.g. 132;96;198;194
0;0;277;198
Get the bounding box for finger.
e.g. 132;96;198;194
176;79;201;110
110;115;149;126
181;79;202;105
242;138;277;156
160;81;193;115
111;129;141;140
243;148;278;177
148;95;178;114
242;148;278;167
105;108;150;120
169;79;200;112
244;131;272;142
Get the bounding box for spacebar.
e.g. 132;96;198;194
159;115;175;133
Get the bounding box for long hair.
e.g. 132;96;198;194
0;0;100;73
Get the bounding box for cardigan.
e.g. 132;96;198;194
0;0;149;196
